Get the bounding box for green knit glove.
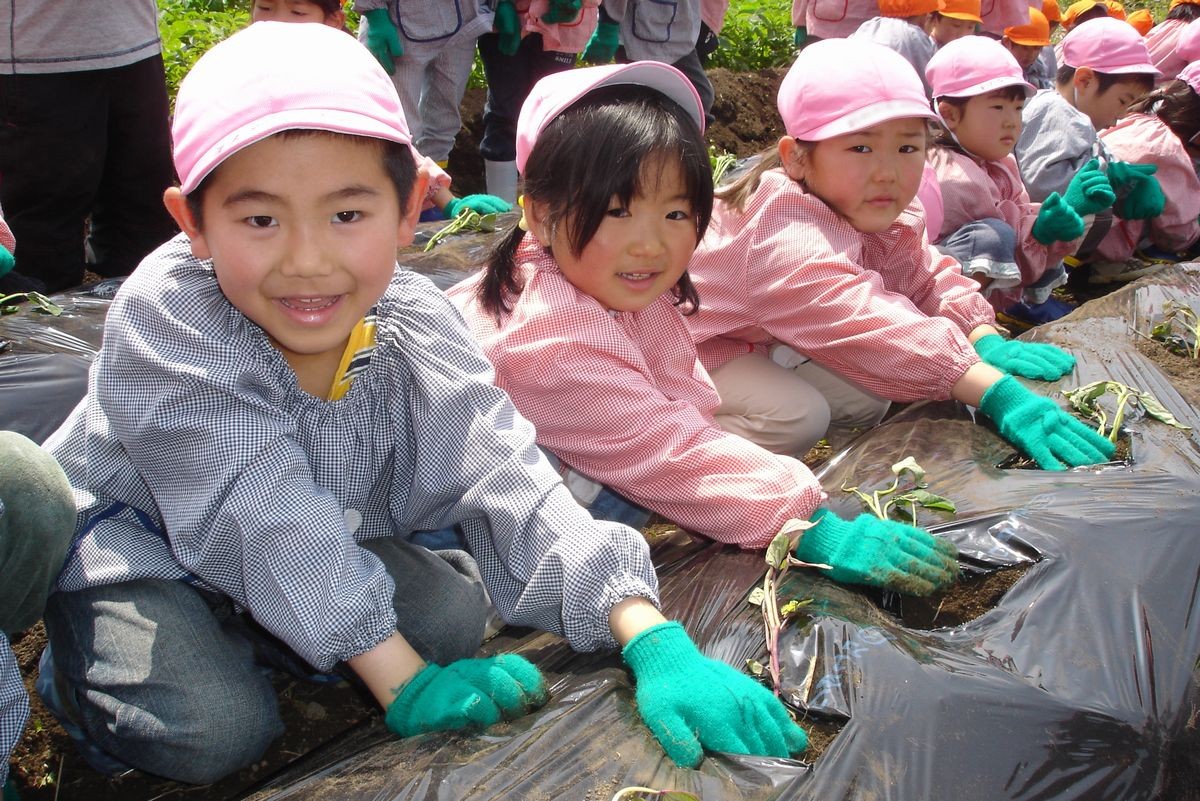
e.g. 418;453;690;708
979;374;1116;470
794;509;959;596
0;243;13;278
622;621;808;768
973;334;1076;381
1031;192;1085;245
384;655;548;737
794;26;807;46
1061;158;1115;217
495;0;522;56
1107;161;1165;220
362;8;403;74
582;19;620;63
4;777;20;801
444;193;512;218
542;0;582;23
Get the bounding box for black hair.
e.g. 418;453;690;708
1126;78;1200;143
1167;2;1200;21
932;85;1028;148
184;129;417;229
478;83;712;319
250;0;344;16
1055;64;1156;96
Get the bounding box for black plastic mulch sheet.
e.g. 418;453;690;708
7;244;1200;799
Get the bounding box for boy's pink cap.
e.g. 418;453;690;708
1179;60;1200;94
172;22;412;194
925;35;1037;98
514;62;704;174
1175;18;1200;62
1059;16;1161;76
778;39;938;141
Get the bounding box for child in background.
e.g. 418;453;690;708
1144;0;1200;80
0;431;76;801
931;0;981;47
925;36;1112;311
1002;8;1056;89
792;0;880;45
1029;0;1062;89
1091;62;1200;275
449;62;958;601
1128;8;1154;35
477;1;598;204
1171;18;1200;80
35;23;801;781
684;39;1113;472
1060;0;1122;29
851;0;941;96
1015;17;1164;285
251;0;345;26
0;207;14;282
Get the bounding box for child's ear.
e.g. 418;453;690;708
1073;66;1096;92
396;170;429;248
937;100;962;129
778;135;807;182
163;187;212;260
525;197;552;247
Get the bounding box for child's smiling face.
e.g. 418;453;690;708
169;133;418;392
784;117;928;234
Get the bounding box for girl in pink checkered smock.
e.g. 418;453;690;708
684;39;1115;473
451;61;963;607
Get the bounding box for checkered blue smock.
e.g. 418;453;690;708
44;234;659;672
0;635;28;785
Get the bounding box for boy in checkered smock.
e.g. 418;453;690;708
684;39;1114;473
32;22;779;782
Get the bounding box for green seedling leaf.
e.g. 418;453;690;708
765;531;793;569
27;291;63;316
904;488;957;512
746;586;765;606
779;598;813;618
611;788;702;801
0;291;63;316
1136;390;1192;431
746;658;765;676
891;456;926;486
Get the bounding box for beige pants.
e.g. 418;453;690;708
710;350;890;456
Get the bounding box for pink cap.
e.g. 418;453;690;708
1179;60;1200;94
925;35;1036;98
1059;16;1161;76
514;62;704;174
777;39;938;141
172;22;412;194
1176;18;1200;63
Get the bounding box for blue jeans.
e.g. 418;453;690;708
41;536;489;784
936;218;1021;299
541;451;653;531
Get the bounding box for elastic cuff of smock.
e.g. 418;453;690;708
961;257;1022;298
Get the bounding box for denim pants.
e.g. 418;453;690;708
41;537;490;784
936;217;1021;299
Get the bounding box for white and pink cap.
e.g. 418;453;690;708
1179;60;1200;95
172;22;413;195
777;39;938;141
1175;18;1200;64
925;35;1037;99
514;62;704;174
1059;16;1161;76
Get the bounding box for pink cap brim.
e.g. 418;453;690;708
944;75;1038;98
792;98;939;141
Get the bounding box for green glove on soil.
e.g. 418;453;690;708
622;621;808;768
582;19;620;63
443;193;512;218
979;374;1116;470
973;334;1076;381
1061;158;1115;218
794;509;959;596
1031;192;1085;245
541;0;582;23
1106;161;1165;220
362;8;403;74
4;777;21;801
384;654;547;737
794;26;807;46
0;243;13;278
495;0;523;56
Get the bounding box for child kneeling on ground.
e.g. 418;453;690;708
35;22;805;783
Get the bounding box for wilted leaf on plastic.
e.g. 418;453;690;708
891;456;926;486
1136;390;1192;431
905;488;957;512
765;531;793;569
611;788;703;801
746;586;765;607
746;658;765;676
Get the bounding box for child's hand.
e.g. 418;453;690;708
541;0;582;23
444;193;512;218
794;26;807;47
1031;192;1085;245
0;243;13;278
794;509;959;596
979;375;1116;470
495;0;522;56
384;654;547;737
622;621;808;768
582;19;620;64
362;9;403;74
973;334;1076;381
1062;158;1115;217
1107;161;1165;220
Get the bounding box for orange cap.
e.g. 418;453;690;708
879;0;944;16
1062;0;1124;27
1042;0;1063;22
939;0;983;22
1169;0;1200;10
1126;8;1153;34
1005;8;1053;45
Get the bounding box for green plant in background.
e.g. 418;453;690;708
841;457;956;527
0;292;63;316
1062;380;1191;442
1151;300;1200;360
746;522;819;696
159;0;247;106
707;2;794;71
709;145;737;186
